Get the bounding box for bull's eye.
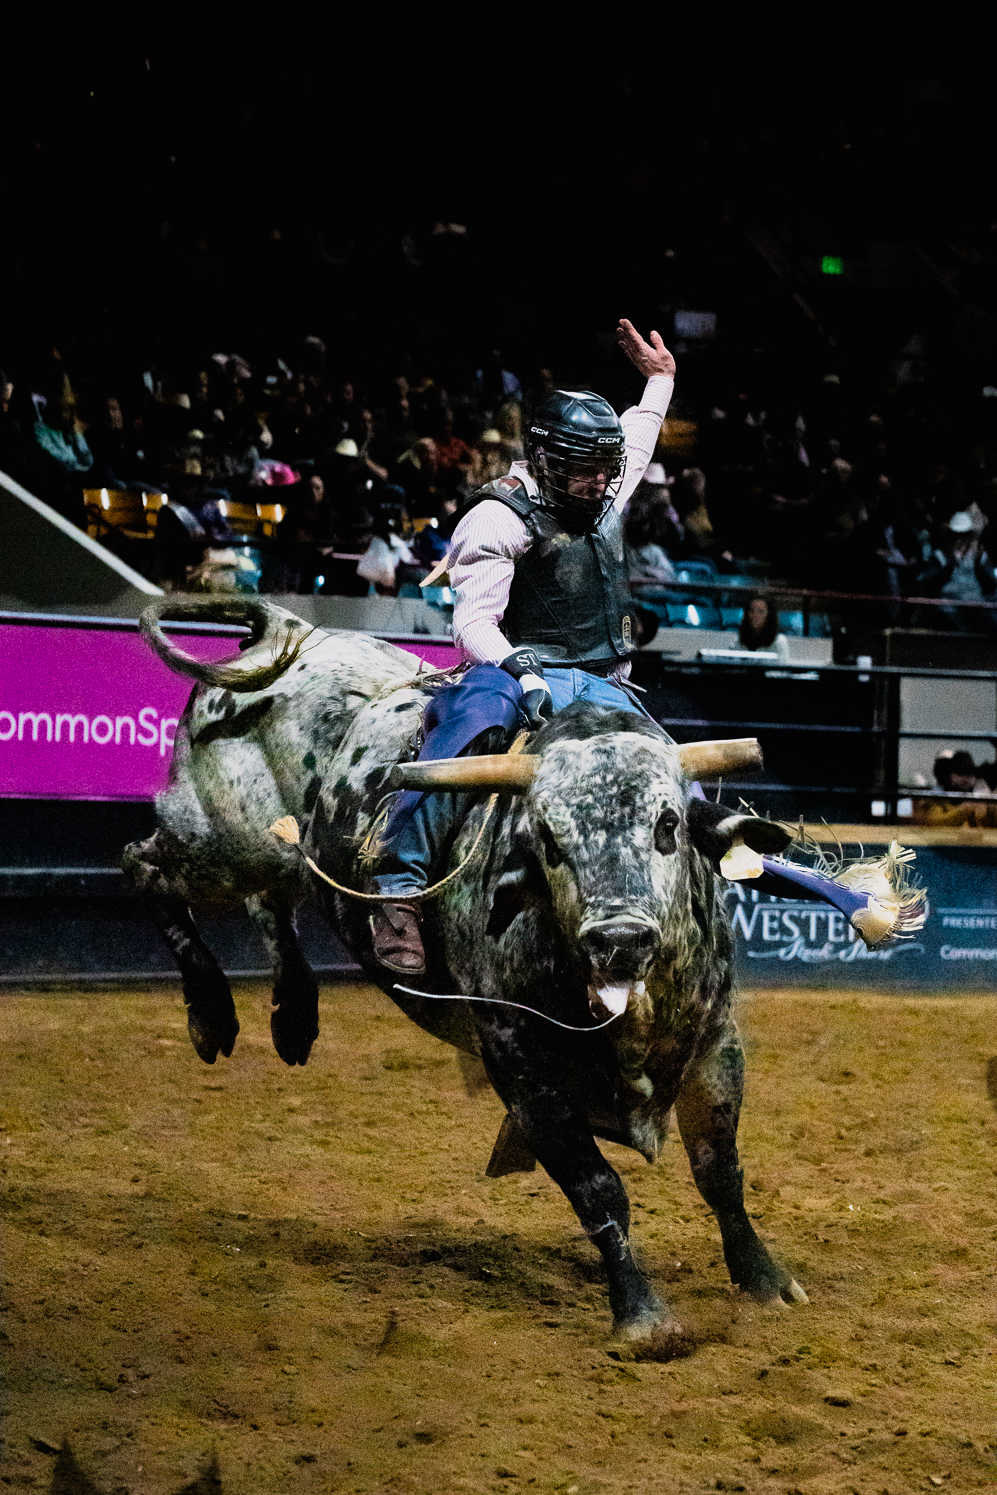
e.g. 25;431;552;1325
654;807;680;856
540;823;564;868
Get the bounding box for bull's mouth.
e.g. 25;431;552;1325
587;977;647;1019
580;915;660;1019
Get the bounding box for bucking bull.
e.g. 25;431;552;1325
127;596;900;1340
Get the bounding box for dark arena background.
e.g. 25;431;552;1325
2;38;996;1494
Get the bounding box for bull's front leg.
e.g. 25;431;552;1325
675;1025;808;1306
246;894;319;1066
123;836;239;1065
478;1027;672;1340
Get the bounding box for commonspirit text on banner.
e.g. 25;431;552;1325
0;705;178;756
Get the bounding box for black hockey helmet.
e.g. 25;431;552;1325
523;389;626;524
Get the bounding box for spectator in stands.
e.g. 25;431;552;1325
846;483;924;629
625;478;678;588
670;466;714;557
392;436;442;517
914;748;997;827
83;393;142;490
638;463;685;552
475;349;521;419
465;429;507;490
31;372;93;476
738;594;789;658
918;510;997;630
0;366;49;494
495;396;525;465
934;749;992;796
429;409;473;480
265;468;323;593
356;493;426;595
367;378;417;475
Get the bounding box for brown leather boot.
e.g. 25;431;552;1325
369;901;426;974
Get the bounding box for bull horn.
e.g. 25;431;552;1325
676;737;762;779
389;754;539;793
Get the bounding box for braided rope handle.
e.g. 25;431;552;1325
270;795;499;903
269;728;532;905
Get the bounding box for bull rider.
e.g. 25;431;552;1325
369;318;679;973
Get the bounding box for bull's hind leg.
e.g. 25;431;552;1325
675;1025;808;1307
123;836;239;1064
246;894;319;1067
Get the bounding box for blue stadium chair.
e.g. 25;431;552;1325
777;609;805;637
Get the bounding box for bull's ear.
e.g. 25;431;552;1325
485;840;550;941
686;800;794;865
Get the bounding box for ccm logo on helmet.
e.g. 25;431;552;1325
596;436;618;443
530;426;549;435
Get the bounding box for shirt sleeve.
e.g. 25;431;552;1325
614;374;675;510
448;499;533;665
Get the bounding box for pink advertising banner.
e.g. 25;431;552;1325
0;620;459;802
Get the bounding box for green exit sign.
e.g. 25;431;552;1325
821;255;844;275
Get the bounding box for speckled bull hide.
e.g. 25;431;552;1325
126;597;807;1340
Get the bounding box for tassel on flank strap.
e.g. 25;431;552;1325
720;837;927;949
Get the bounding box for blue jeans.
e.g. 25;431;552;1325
545;667;650;716
374;664;658;896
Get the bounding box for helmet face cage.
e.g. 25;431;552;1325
523;390;628;525
529;445;627;524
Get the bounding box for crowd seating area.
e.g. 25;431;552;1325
4;271;997;645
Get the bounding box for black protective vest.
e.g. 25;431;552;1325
473;477;634;670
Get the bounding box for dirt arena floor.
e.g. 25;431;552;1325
2;979;995;1495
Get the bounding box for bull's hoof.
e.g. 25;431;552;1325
611;1308;682;1344
184;979;239;1064
736;1252;809;1307
270;970;319;1066
742;1275;809;1308
270;1004;319;1067
186;1009;239;1064
611;1314;696;1361
726;1225;808;1307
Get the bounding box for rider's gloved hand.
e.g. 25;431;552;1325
501;648;554;730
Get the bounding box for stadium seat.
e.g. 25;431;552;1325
255;502;286;540
215;499;262;538
83;488;155;543
778;609;805;637
656;418;698;459
669;560;723;627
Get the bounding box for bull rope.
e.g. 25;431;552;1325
270;795;501;904
392;984;622;1033
269;729;531;905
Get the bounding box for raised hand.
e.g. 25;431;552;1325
616;318;676;379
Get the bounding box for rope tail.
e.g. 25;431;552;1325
273;727;531;905
829;839;928;945
270;797;500;903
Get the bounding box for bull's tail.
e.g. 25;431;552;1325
140;597;314;692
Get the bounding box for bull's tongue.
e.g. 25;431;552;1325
596;984;629;1015
592;979;646;1017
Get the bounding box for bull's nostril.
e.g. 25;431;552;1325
583;919;659;957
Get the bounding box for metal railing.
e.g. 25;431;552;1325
637;577;997;636
631;655;997;823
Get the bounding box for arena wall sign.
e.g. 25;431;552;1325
728;840;997;988
0;616;240;800
0;617;460;803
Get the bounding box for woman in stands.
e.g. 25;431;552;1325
738;594;789;658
